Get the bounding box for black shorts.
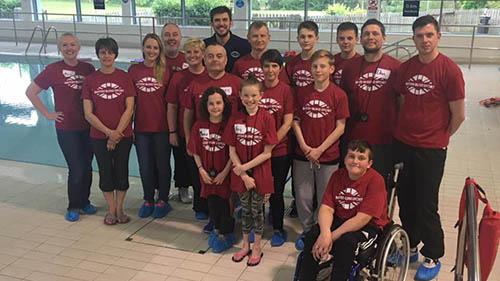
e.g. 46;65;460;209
91;138;133;192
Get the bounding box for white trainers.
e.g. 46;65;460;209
178;187;192;204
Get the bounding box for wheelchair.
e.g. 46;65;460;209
293;163;410;281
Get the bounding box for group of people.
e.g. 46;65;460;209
25;5;465;281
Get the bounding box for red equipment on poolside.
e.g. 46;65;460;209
456;177;499;281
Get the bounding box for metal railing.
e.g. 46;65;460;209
3;11;499;67
454;182;481;281
39;26;59;56
24;26;44;55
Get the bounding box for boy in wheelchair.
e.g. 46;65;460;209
298;140;389;281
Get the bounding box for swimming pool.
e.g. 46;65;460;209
0;55;142;176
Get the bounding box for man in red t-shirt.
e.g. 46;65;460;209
161;23;188;73
394;15;465;281
332;22;361;86
232;21;289;84
298;140;388;280
340;19;400;185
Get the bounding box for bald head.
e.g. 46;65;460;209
162;23;181;56
204;44;227;74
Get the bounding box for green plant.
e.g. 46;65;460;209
326;3;350;15
152;0;181;18
136;0;154;7
0;0;21;12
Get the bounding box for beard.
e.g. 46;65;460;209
362;45;381;54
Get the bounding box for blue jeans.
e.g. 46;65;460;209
56;129;93;210
135;132;172;202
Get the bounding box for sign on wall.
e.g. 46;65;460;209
403;0;420;17
94;0;105;10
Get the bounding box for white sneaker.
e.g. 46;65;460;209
178;187;192;204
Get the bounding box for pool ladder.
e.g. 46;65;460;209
25;25;59;56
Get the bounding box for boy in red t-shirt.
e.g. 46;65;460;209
332;21;361;86
298;140;389;281
293;50;349;251
223;77;278;266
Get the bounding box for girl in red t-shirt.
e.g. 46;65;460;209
128;33;172;219
82;38;136;226
187;87;234;253
223;76;279;266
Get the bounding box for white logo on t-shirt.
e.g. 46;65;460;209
259;98;282;115
355;68;391;92
242;67;264;82
62;69;85;90
135;76;161;93
201;132;225;152
235;125;263;146
333;69;343;85
231;51;241;58
95;82;124;100
303;99;332;119
336;187;363;210
405;74;435;96
293;70;313;87
220;87;233;96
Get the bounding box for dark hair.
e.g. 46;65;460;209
248;21;269;37
95;37;119;57
240;74;263;91
337;21;358;37
346;139;373;160
311;49;335;66
210;6;232;22
199;87;232;121
412;15;440;33
260;49;284;67
298;20;319;36
361;18;386;37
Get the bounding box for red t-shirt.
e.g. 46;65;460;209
259;81;294;157
285;54;313;89
340;55;401;145
295;83;350;163
394;54;465;148
34;60;95;130
166;68;207;138
128;63;170;133
81;69;136;139
184;72;241;120
322;168;389;229
332;52;361;86
232;53;289;83
165;52;188;73
188;120;231;199
222;109;279;194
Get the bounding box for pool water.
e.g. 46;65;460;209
0;55;142;176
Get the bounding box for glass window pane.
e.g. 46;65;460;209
0;0;22;19
251;0;304;30
39;0;76;21
81;0;123;24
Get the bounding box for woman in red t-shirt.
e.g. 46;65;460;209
187;87;234;253
25;33;95;222
82;38;136;226
129;33;172;219
223;76;279;266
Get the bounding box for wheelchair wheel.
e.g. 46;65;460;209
373;224;410;281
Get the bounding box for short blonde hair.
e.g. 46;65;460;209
183;38;206;52
311;49;335;66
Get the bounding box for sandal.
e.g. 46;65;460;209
104;213;117;225
232;249;252;263
247;252;263;267
117;213;130;224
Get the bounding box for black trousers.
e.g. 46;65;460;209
207;195;234;234
172;137;192;188
394;140;446;259
270;155;291;230
91;138;133;192
135;132;172;203
299;218;379;281
56;129;93;210
187;154;208;213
